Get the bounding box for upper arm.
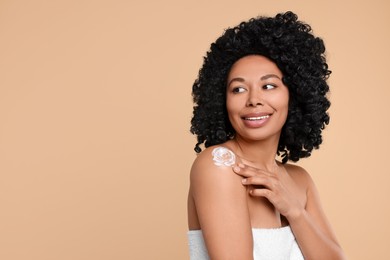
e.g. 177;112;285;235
304;171;341;246
190;148;253;260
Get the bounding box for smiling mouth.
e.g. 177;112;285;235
243;115;270;121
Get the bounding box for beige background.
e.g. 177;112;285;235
0;0;389;259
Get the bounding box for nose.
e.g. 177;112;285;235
246;90;263;107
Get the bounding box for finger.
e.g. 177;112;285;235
242;176;269;186
249;187;272;199
232;165;242;174
233;164;256;177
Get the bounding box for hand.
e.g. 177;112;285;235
232;163;304;220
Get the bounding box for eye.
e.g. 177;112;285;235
262;84;276;90
232;86;246;93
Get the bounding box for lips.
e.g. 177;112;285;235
241;112;272;127
244;115;270;121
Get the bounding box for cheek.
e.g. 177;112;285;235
278;89;289;110
226;97;242;126
226;105;237;124
226;95;240;114
280;95;290;121
269;93;289;111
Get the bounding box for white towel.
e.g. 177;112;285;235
187;226;304;260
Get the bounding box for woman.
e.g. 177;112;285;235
187;11;346;259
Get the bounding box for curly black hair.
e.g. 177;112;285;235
190;11;331;163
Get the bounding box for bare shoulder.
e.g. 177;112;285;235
191;146;239;180
190;146;246;201
283;163;309;175
283;163;314;190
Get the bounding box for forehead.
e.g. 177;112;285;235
228;55;282;79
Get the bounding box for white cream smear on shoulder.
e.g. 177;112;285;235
212;147;236;166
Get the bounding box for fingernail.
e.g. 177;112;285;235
233;166;240;172
242;178;247;183
238;163;245;168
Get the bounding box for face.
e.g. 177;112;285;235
226;55;289;142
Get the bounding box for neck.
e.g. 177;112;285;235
231;135;280;171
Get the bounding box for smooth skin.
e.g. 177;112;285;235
188;55;346;259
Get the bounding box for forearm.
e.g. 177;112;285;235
288;210;346;260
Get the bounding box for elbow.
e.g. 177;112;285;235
307;246;347;260
332;243;347;260
337;248;348;260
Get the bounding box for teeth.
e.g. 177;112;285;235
245;115;269;121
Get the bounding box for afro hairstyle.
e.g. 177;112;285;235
190;11;331;163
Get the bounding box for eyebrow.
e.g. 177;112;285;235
228;74;282;86
261;74;281;80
